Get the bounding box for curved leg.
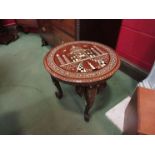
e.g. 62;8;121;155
51;76;63;99
84;86;97;122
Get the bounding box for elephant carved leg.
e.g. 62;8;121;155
84;86;97;122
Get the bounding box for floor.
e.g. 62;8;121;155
0;33;137;134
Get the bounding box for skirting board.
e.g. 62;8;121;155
120;57;148;82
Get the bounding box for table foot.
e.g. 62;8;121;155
84;86;97;122
55;92;63;99
51;76;63;99
42;38;48;46
84;111;90;122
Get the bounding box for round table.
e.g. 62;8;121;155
44;41;120;121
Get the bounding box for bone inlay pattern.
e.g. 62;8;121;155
44;41;120;83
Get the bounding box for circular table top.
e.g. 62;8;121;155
44;41;120;84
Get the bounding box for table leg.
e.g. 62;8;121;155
51;76;63;99
42;38;48;46
84;86;97;122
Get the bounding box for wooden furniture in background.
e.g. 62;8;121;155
38;19;75;46
37;19;122;48
44;41;120;121
16;19;38;33
0;20;18;45
137;87;155;134
124;62;155;134
124;87;155;134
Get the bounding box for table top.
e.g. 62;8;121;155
44;41;120;84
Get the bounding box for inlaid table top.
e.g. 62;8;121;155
44;41;120;84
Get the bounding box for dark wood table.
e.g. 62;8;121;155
44;41;120;121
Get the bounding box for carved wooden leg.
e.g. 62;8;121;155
51;76;63;99
42;38;48;46
84;86;97;122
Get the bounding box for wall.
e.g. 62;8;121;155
116;19;155;71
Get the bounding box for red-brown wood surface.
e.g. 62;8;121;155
137;87;155;134
51;19;75;37
44;41;120;84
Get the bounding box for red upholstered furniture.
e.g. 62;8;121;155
116;19;155;71
2;19;16;27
